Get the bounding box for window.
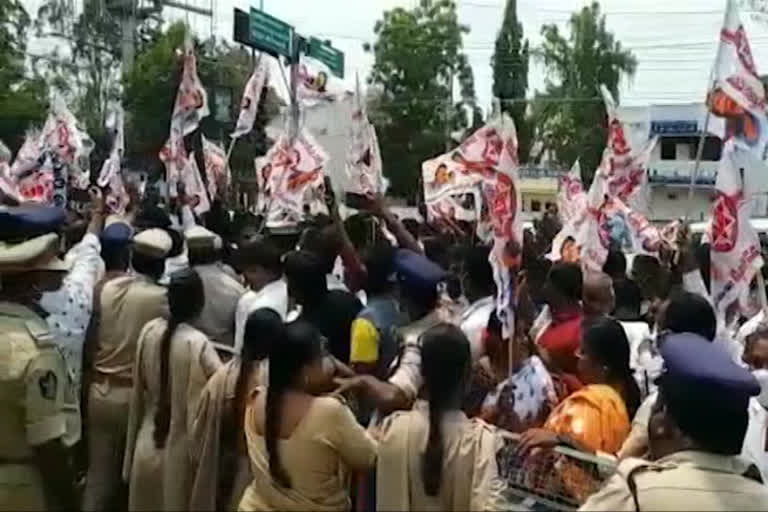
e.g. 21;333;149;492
545;202;554;211
702;137;722;161
667;192;678;200
531;200;541;212
661;139;676;160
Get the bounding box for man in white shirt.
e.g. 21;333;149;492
233;238;288;354
459;246;496;363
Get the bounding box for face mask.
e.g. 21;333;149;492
753;369;768;409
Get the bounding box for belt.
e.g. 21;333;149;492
92;372;133;387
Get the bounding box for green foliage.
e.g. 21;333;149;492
366;0;480;199
491;0;530;162
123;23;280;178
0;0;47;152
35;0;122;138
531;2;636;181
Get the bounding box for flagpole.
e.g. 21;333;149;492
684;1;729;222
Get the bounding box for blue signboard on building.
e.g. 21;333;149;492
650;120;699;135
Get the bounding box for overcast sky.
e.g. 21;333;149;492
23;0;768;112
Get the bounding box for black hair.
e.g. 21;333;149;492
420;323;471;496
188;245;220;266
132;251;166;281
547;262;583;302
613;278;643;320
662;291;716;341
236;239;284;276
362;241;396;295
300;225;339;274
660;382;748;455
695;242;711;293
583;317;641;418
134;204;172;230
283;250;328;304
265;320;324;488
165;228;185;258
101;245;130;272
402;218;420;239
602;249;627;279
464;245;494;299
154;268;205;449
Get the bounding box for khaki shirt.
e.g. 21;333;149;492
580;450;768;511
93;275;169;378
0;302;80;459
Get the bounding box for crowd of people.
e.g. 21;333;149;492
4;183;768;512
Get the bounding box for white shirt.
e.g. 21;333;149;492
233;279;289;354
619;320;661;397
742;398;768;482
460;296;495;363
40;232;104;387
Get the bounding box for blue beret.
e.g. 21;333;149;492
101;222;134;250
660;332;760;401
0;205;66;241
394;249;447;292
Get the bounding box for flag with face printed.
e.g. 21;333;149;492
557;159;586;226
165;37;209;196
40;94;94;189
231;57;269;139
345;74;384;196
202;135;228;199
97;103;129;214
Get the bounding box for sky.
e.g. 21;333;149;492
22;0;768;112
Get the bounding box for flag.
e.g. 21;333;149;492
296;57;344;103
40;94;94;190
710;146;763;314
231;57;269;139
707;0;766;316
97;104;129;215
345;73;385;196
0;141;19;201
165;37;209;196
202;135;228;199
557;159;586;225
597;86;657;213
255;130;328;229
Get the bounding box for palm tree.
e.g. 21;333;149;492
531;2;636;182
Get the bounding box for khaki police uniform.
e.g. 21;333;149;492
0;302;79;511
580;450;768;511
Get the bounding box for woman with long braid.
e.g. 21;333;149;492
239;320;377;511
190;309;284;511
123;268;222;511
376;323;509;511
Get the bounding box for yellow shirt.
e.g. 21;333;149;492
349;318;379;365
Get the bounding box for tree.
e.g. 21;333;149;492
35;0;122;137
366;0;480;198
531;2;636;181
0;1;47;151
122;23;279;178
492;0;530;162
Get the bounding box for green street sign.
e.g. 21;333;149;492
249;7;294;58
307;37;345;78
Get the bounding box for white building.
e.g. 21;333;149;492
618;103;725;223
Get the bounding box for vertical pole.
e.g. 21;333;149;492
289;36;302;143
445;67;454;152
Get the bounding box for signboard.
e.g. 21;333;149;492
307;37;344;78
650;120;698;135
246;7;294;58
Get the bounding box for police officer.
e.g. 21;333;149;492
0;205;80;510
580;332;768;511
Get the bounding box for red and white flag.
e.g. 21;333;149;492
231;57;269;139
345;74;384;196
255;130;328;228
40;95;94;189
202;135;228;199
0;141;19;201
557;159;586;225
97;104;129;214
708;0;766;316
165;37;209;195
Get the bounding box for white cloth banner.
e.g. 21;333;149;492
98;103;129;215
345;77;384;196
0;141;19;201
202;135;228;199
231;57;269;139
165;38;209;196
556;159;586;226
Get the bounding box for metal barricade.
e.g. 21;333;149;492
497;432;618;511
